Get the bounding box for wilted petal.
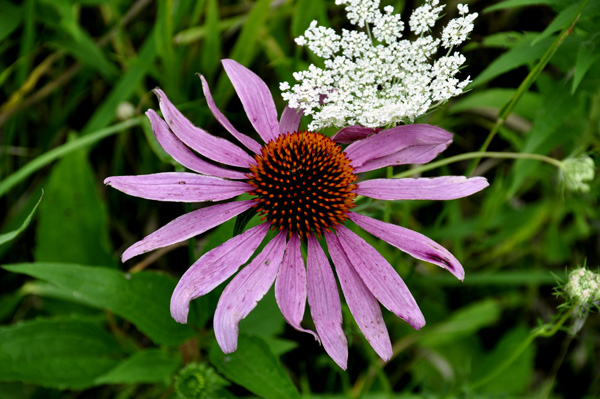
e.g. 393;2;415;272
104;173;252;203
307;235;348;369
325;232;392;361
214;230;287;353
332;125;378;144
146;109;247;180
170;223;270;323
349;212;464;280
335;225;425;329
345;124;453;173
122;200;255;262
222;59;280;143
154;88;254;168
275;234;319;340
199;75;262;154
279;106;303;135
356;176;489;201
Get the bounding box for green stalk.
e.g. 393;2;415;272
0;117;142;199
466;0;589;175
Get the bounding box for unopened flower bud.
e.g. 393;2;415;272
174;363;228;399
560;156;595;192
565;268;600;305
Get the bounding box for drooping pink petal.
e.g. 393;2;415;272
335;225;425;330
104;173;252;203
356;176;489;201
146;109;247;180
122;200;255;262
214;230;287;353
307;235;348;370
222;59;280;143
154;88;254;168
349;212;464;280
170;223;270;323
325;232;393;361
279;106;303;135
275;234;319;341
199;75;262;154
345;124;453;173
331;125;379;144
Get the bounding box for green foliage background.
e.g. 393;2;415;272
1;0;599;398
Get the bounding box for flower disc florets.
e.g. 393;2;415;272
248;131;357;239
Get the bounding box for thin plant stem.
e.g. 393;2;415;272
394;151;562;179
470;308;574;390
466;0;589;175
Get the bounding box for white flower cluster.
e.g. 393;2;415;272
560;155;595;193
565;268;600;306
281;0;477;130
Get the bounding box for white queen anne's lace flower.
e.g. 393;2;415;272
282;0;478;130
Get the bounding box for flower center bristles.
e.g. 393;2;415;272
248;131;357;239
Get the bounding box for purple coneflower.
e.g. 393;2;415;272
105;59;488;369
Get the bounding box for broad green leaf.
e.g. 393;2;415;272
0;191;42;246
532;1;582;45
34;149;114;267
450;88;542;121
421;300;501;346
471;36;554;88
473;326;535;395
3;263;195;346
292;0;328;37
0;317;121;389
0;0;22;42
95;349;180;384
209;334;300;399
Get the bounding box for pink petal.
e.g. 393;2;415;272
199;75;262;154
222;59;280;144
214;230;288;353
349;212;464;280
335;225;425;330
325;232;393;361
122;200;255;262
275;234;319;341
146;109;247;180
154;88;254;168
356;176;489;201
170;223;270;323
332;125;379;144
279;106;303;135
104;173;252;203
307;235;348;369
345;124;453;173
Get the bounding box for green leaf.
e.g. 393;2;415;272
0;190;42;246
209;334;300;399
95;349;180;384
474;326;535;395
484;0;564;13
450;88;542;121
0;317;121;389
471;35;554;88
53;33;119;80
200;0;222;80
421;300;501;347
0;118;141;200
572;33;600;93
81;32;157;135
0;0;22;42
3;263;195;346
215;0;273;104
34;149;115;267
